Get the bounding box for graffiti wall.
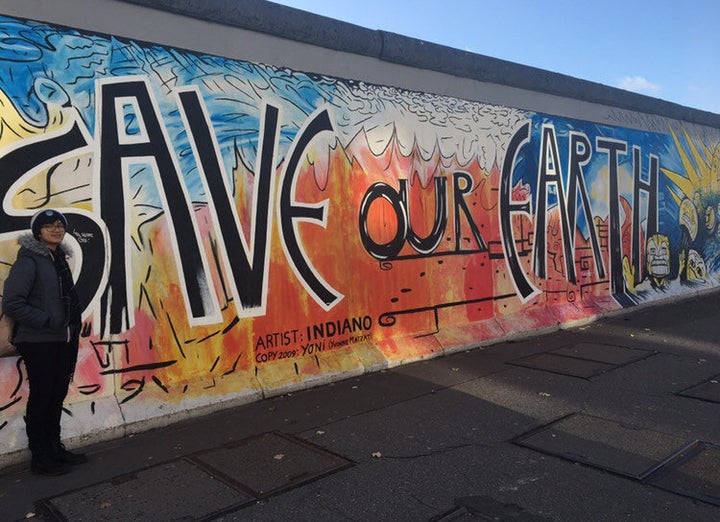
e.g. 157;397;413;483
1;15;719;452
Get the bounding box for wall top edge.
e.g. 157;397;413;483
116;0;720;129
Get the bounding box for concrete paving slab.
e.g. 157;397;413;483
514;413;695;479
593;352;720;396
39;458;253;522
677;374;720;404
583;387;720;444
190;432;351;498
551;342;655;365
649;443;720;506
508;352;616;378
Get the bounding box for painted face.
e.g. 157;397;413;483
679;198;698;241
705;206;716;231
686;249;707;282
646;234;670;278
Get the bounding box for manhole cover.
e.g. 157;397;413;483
190;431;352;498
648;443;720;506
513;413;694;479
677;376;720;404
39;458;253;522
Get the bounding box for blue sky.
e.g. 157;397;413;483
272;0;720;115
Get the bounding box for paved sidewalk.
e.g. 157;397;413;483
1;292;720;521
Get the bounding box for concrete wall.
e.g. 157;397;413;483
1;0;719;463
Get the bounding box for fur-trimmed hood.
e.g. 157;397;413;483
17;232;72;259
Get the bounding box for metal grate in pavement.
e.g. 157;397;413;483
677;374;720;404
508;343;654;379
513;413;695;479
647;443;720;506
189;431;353;498
38;458;254;522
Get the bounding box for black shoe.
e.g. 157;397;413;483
31;454;70;476
51;442;88;465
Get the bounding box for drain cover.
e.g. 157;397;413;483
648;443;720;506
190;431;352;498
39;458;253;522
677;375;720;404
514;413;694;479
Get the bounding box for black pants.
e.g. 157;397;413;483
16;340;78;455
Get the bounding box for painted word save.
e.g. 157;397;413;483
0;77;341;336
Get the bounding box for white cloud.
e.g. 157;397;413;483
617;76;661;94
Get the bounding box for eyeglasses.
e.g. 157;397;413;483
41;222;66;231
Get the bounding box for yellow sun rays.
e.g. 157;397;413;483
661;127;720;205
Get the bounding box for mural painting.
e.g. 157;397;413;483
1;16;719;450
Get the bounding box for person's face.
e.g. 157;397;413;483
39;220;66;249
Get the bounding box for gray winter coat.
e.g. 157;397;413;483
2;233;73;344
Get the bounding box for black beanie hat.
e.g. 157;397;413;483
31;209;68;239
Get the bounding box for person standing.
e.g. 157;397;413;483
2;209;88;475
